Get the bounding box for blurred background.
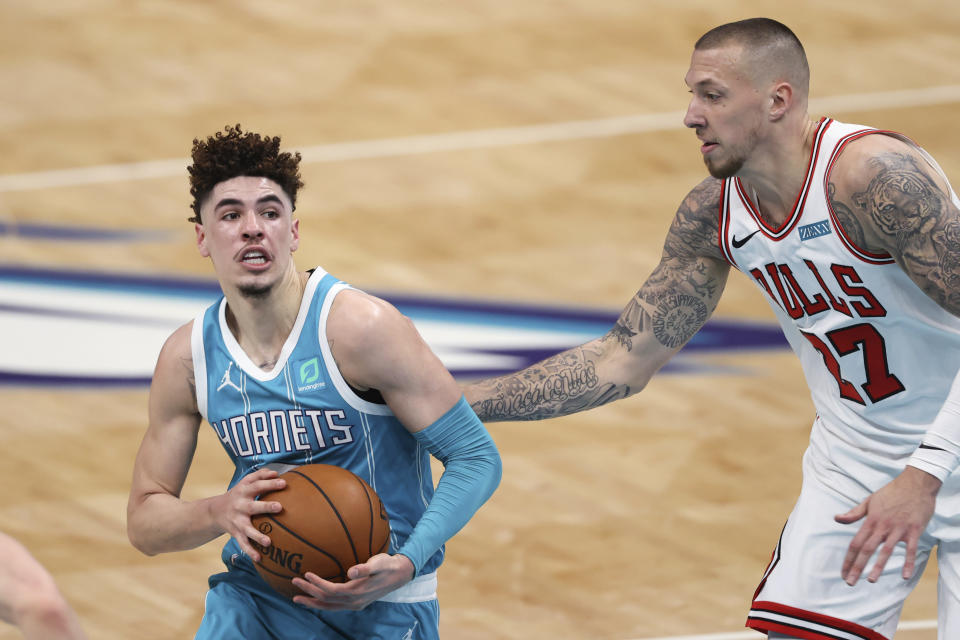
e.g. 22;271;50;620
2;1;959;638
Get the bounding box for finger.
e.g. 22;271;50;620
841;523;873;578
835;501;868;524
244;469;279;483
867;534;901;583
902;531;920;580
846;532;885;586
347;563;373;581
297;573;344;592
247;478;286;496
235;535;262;563
247;500;283;515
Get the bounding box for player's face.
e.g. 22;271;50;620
683;45;765;179
195;176;300;298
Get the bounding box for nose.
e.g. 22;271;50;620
240;210;264;239
683;98;704;129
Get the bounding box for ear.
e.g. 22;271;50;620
769;81;793;122
195;222;210;257
290;217;300;253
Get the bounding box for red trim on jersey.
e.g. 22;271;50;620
752;522;786;600
733;118;832;241
747;601;889;640
823;129;897;265
717;179;738;267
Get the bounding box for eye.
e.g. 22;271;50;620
706;92;722;102
221;211;240;221
262;209;280;219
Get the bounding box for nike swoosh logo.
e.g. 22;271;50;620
731;229;761;249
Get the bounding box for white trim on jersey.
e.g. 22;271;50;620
190;313;209;422
218;268;328;382
317;283;394;416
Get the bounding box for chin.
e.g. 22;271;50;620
705;156;744;180
237;282;274;299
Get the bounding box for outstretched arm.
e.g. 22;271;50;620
827;134;960;585
0;532;87;640
465;177;730;422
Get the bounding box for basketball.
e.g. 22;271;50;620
250;464;391;598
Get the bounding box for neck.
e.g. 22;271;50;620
738;116;819;228
223;266;309;370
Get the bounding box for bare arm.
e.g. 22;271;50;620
294;291;500;609
0;532;87;640
464;177;730;421
126;323;285;559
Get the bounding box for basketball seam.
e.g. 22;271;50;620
356;474;375;557
289;469;361;566
259;513;348;578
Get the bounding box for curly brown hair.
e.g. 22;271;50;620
187;124;305;223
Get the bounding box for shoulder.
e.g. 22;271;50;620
157;321;195;369
327;289;417;358
150;320;200;415
827;132;952;252
829;132;941;195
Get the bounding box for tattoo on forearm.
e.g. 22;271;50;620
469;346;631;421
842;152;960;315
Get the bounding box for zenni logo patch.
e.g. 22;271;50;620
798;220;832;241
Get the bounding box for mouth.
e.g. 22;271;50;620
699;139;718;154
237;247;272;270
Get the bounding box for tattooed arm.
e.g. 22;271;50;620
465;177;730;421
828;133;960;586
828;133;960;316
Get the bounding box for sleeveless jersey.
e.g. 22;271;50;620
717;118;960;499
190;267;443;575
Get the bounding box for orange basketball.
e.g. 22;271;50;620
250;464;390;598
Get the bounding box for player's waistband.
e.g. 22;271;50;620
377;571;437;603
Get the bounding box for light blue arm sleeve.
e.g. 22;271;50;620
396;396;502;575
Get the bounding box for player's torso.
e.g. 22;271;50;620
191;268;438;564
719;118;960;469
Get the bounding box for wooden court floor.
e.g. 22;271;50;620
3;1;960;638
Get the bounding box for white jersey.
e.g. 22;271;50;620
718;118;960;501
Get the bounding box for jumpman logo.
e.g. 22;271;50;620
217;362;242;393
400;620;419;640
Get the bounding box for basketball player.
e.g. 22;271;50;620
126;125;501;639
0;532;87;639
464;18;960;640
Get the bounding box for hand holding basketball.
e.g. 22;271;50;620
213;468;286;562
249;464;391;599
292;553;415;611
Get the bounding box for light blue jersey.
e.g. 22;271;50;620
191;268;441;640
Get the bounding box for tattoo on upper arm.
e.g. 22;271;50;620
603;179;723;351
603;296;647;351
828;182;868;249
841;151;960;315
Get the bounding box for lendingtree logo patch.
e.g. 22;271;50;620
296;357;325;392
